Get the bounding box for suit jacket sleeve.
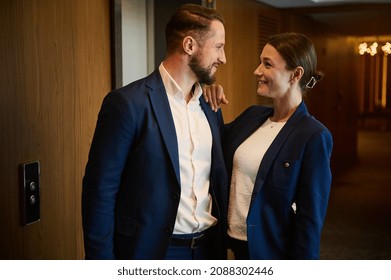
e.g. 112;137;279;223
293;128;333;259
82;90;135;259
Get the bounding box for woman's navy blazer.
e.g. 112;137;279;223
223;102;333;259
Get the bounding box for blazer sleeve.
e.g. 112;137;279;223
82;90;135;259
293;127;333;259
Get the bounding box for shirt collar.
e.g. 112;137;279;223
159;62;202;101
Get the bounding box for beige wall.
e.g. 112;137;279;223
0;0;111;259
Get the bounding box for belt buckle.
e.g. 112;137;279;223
190;233;204;249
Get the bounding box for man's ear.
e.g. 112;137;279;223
183;36;196;55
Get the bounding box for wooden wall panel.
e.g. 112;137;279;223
0;0;111;259
215;0;260;123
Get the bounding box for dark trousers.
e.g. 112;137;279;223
165;227;220;260
165;243;211;260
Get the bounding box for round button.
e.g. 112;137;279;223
30;195;36;205
29;181;36;191
172;193;180;200
166;227;173;234
284;162;290;168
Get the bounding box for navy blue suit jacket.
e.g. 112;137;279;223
224;102;333;259
82;69;228;259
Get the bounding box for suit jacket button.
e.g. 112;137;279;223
172;193;180;200
284;162;290;168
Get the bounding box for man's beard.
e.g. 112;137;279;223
189;53;216;85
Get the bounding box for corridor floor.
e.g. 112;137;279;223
320;130;391;259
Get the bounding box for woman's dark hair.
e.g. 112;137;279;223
165;4;224;54
267;32;324;92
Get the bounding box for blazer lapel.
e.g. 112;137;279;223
232;110;272;154
146;71;181;185
252;102;309;197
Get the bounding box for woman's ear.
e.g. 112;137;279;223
291;66;304;82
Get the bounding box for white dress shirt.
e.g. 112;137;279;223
159;63;217;234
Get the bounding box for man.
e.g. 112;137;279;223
82;4;228;260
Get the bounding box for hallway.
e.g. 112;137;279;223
320;131;391;259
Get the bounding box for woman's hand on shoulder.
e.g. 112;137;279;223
202;84;229;112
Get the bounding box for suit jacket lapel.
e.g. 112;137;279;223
199;97;220;145
146;71;181;185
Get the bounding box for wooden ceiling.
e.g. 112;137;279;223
256;1;391;36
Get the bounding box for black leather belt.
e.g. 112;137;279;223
170;232;208;249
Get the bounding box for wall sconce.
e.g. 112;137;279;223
359;42;391;56
381;42;391;56
359;42;377;56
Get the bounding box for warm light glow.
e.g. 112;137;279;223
381;55;388;109
369;42;378;56
359;43;368;55
357;37;391;112
359;41;391;56
381;42;391;56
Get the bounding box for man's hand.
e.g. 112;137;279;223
202;84;229;112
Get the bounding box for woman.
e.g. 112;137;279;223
206;32;333;259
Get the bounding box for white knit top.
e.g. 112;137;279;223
227;118;286;241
